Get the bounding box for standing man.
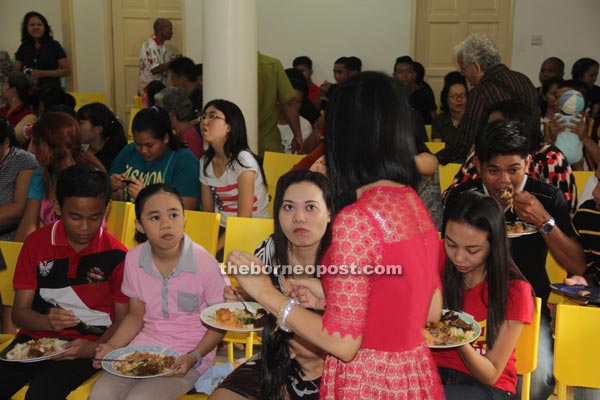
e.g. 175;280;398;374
138;18;177;95
435;33;539;165
293;55;320;106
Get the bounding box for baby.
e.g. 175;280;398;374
554;89;585;166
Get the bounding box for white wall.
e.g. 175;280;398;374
511;0;600;86
72;0;106;93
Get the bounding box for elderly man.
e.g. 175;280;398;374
435;33;539;165
138;18;177;95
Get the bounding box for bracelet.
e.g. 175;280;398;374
187;349;202;368
278;298;299;332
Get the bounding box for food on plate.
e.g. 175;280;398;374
6;338;68;360
506;221;536;235
214;307;266;329
114;351;176;376
424;311;476;346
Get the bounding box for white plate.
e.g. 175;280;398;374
0;338;70;363
507;221;537;238
426;309;481;349
101;346;179;378
200;302;265;332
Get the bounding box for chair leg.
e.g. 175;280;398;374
520;373;530;400
227;341;234;364
244;332;254;360
556;382;567;400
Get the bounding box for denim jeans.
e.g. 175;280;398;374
438;367;515;400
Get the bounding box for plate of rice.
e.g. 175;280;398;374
0;338;70;362
424;310;481;349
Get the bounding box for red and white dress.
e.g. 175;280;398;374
320;186;445;399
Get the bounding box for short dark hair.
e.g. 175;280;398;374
394;55;414;70
285;68;308;98
475;120;530;164
5;71;34;106
487;100;543;150
293;56;312;69
169;57;199;83
347;56;362;72
134;183;184;243
153;18;171;32
325;71;418;208
546;57;565;74
334;57;349;67
56;163;111;207
440;72;468;113
145;81;166;107
571;57;599;81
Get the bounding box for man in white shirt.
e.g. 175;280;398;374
138;18;176;95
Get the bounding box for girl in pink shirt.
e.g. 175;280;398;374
90;183;227;400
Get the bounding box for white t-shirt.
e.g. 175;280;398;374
278;116;313;153
200;150;270;226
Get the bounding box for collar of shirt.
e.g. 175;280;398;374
138;233;197;278
151;35;162;46
482;174;528;213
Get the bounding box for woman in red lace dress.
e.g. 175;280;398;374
232;72;445;399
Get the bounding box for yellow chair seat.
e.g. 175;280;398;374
425;141;445;154
69;93;107;111
438;163;462;193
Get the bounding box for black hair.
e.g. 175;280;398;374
272;170;333;269
325;71;418;210
37;86;76;113
475;120;530;164
285;68;309;99
145;81;167;107
541;76;564;97
571;57;599;81
486;101;543;151
413;61;425;83
334;57;349;67
201;99;264;183
55;163;110;207
293;56;313;69
134;183;184;243
196;63;203;76
5;71;34;106
77;102;128;156
440;72;468;113
0;117;17;147
21;11;52;45
169;57;199;83
132;106;182;150
45;104;77;119
260;314;298;399
443;190;528;349
347;56;362;73
394;55;414;70
545;57;565;74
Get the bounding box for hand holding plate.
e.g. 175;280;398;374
51;338;95;360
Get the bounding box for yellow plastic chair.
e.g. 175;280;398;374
69;93;107;110
425;141;445;154
133;95;143;108
223;217;274;263
184;211;221;257
546;253;568;305
222;331;262;364
128;107;143;140
0;241;22;347
515;297;542;400
554;304;600;399
572;170;593;201
425;124;432;141
263;151;304;215
438;163;462;193
105;200;137;250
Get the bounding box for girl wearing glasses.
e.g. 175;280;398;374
432;72;468;144
199;99;270;259
109;106;200;210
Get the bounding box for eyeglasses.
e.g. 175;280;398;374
448;93;467;100
198;113;226;123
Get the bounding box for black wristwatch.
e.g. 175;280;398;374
539;217;556;236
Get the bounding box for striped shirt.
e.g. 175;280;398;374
572;199;600;285
435;64;540;165
0;147;39;240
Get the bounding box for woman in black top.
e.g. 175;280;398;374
13;11;70;91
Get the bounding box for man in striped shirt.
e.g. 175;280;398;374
435;33;540;165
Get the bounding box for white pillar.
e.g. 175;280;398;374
203;0;258;152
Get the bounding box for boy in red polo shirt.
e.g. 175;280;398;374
0;164;129;400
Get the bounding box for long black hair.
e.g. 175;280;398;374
260;314;296;399
0;117;17;148
77;102;127;160
325;71;418;211
442;190;527;349
272;170;334;269
21;11;53;45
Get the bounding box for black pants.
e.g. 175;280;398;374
0;336;96;400
438;367;516;400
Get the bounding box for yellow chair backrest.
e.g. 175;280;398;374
515;297;542;400
133;95;143;108
184;211;221;257
554;304;600;398
425;125;432;141
105;200;137;250
263;151;304;215
546;253;568;304
438;163;462;193
0;241;23;307
572;170;593;201
128;107;143;140
69;92;107;110
425;141;445;154
223;217;274;262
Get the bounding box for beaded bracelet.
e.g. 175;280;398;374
278;298;299;332
187;349;202;368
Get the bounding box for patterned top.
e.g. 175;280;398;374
0;147;39;240
319;186;444;399
138;35;172;94
442;144;577;213
435;64;539;165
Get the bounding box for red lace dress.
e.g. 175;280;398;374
320;186;445;400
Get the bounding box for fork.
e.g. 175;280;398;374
231;286;253;315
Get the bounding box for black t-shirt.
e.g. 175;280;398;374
447;176;574;318
16;39;67;90
188;86;203;117
410;85;437;125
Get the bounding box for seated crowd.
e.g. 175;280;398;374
1;11;599;400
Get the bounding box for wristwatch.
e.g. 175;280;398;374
539;217;556;236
